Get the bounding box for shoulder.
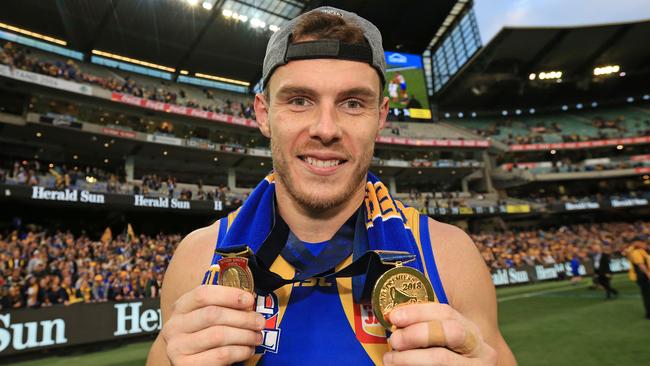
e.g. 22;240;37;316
160;218;223;321
424;217;493;315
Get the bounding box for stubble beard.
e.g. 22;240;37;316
271;137;373;211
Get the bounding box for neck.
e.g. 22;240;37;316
275;180;365;243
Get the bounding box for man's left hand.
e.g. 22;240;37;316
383;302;498;365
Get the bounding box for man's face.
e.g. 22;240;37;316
255;59;388;211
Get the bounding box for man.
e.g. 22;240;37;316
593;244;618;299
147;7;515;365
627;240;650;319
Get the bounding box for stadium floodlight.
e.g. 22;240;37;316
528;73;536;80
202;1;213;10
538;71;562;80
616;145;624;150
593;65;620;76
269;25;280;32
223;9;233;18
251;18;266;29
239;15;248;22
195;72;250;86
91;50;175;72
186;0;199;6
619;72;626;77
550;150;557;155
0;21;67;46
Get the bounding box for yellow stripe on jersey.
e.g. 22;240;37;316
336;256;390;365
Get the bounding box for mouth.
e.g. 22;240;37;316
298;154;348;175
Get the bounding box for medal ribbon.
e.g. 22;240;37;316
216;207;414;302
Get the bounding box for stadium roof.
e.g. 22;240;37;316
0;0;457;86
436;19;650;112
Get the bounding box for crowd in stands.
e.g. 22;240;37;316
0;159;246;206
2;219;646;309
502;157;649;174
0;42;255;119
473;221;649;270
0;226;172;309
400;189;487;213
527;190;649;206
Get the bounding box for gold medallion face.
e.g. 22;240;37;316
371;266;435;330
217;257;254;294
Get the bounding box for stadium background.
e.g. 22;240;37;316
1;0;649;365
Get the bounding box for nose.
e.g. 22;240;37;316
308;103;342;144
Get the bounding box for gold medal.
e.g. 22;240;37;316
371;263;435;330
216;248;255;294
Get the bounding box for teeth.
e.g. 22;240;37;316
304;156;341;168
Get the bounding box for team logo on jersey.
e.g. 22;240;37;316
353;303;387;344
255;293;281;354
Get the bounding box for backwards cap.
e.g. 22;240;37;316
261;6;386;88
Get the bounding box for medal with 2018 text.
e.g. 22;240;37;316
371;261;435;330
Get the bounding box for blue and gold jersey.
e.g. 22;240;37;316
202;206;448;365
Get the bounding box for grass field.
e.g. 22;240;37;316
8;274;649;365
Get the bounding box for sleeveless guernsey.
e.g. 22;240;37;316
201;206;448;365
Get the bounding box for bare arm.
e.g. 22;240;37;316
429;219;517;366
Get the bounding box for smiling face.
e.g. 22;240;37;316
255;58;388;211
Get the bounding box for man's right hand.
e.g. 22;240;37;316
161;285;265;366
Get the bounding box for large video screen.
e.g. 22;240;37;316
383;51;431;121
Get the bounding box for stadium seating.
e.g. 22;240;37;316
452;107;650;145
1;41;254;119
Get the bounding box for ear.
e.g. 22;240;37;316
377;96;389;134
254;92;271;138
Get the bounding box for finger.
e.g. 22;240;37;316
383;347;474;366
172;285;255;314
174;325;262;355
181;345;255;366
389;302;456;328
389;319;480;356
173;305;265;333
